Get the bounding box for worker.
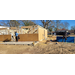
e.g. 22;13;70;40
15;32;19;42
11;33;14;41
54;32;56;35
62;31;67;42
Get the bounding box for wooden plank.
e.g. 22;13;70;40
18;34;38;41
0;35;4;41
10;27;17;29
0;35;11;41
38;27;47;41
0;42;33;45
4;35;11;41
0;28;7;30
21;26;32;29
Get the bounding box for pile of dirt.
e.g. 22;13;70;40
30;42;75;54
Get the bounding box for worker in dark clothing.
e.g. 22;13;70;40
62;31;67;42
15;32;19;42
62;35;67;42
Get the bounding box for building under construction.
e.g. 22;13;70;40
0;25;47;42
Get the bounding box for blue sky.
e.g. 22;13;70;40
32;20;75;30
61;20;75;29
0;20;75;30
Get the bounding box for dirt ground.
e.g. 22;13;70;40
0;35;75;54
0;40;75;54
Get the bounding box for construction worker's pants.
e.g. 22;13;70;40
16;36;18;42
62;37;67;42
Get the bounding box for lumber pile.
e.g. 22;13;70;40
48;35;56;41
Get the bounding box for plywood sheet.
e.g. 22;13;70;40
18;34;38;41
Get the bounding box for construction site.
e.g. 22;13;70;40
0;25;47;45
0;25;75;54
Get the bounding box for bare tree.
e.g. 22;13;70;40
29;20;36;25
31;20;36;25
63;22;69;29
55;20;69;30
21;20;36;26
49;21;55;27
48;21;55;32
59;22;69;29
0;20;9;26
9;20;20;27
41;20;52;29
55;20;61;29
60;22;64;29
71;25;75;34
0;20;20;28
71;26;75;30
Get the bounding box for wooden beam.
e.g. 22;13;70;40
0;28;7;30
10;27;17;29
21;26;32;29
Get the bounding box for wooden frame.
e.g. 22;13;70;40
0;25;47;42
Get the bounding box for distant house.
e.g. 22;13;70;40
57;28;68;31
48;28;68;35
68;30;74;33
56;28;69;35
68;30;75;34
57;29;75;34
48;31;55;35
